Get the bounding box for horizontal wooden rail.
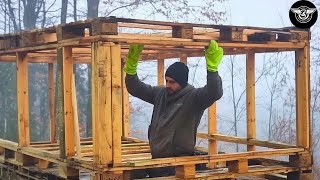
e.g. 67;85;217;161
197;133;297;149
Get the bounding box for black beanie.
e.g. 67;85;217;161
165;62;189;87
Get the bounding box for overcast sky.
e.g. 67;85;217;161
227;0;298;27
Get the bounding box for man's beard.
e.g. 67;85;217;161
166;88;174;94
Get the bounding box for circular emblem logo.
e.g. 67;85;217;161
289;0;318;28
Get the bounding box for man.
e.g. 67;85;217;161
124;40;223;177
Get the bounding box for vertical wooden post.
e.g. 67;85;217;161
122;60;130;137
180;56;187;64
228;159;248;173
58;47;79;178
176;164;195;179
158;59;164;86
72;75;81;158
246;52;256;151
295;46;310;149
62;47;75;158
92;42;113;165
111;44;122;164
48;63;56;143
16;52;30;147
208;103;217;168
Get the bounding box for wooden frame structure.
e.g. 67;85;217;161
0;17;312;179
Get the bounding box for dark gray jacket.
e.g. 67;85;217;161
125;71;223;158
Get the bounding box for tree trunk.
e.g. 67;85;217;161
7;0;19;31
41;0;46;28
87;0;100;18
22;0;44;30
231;58;239;152
73;0;77;21
85;0;99;137
61;0;68;24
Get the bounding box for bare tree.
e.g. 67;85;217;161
61;0;68;24
227;55;269;152
263;53;289;141
87;0;99;18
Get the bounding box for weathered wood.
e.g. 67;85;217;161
172;26;193;39
220;27;244;41
15;152;36;166
122;61;130;137
91;18;118;36
91;171;123;180
38;159;50;170
295;46;310;149
16;52;30;147
128;148;304;167
287;171;313;180
48;63;56;143
289;154;312;167
21;32;36;47
208;103;217;168
197;133;296;149
265;173;287;180
176;164;195;178
72;74;81;158
62;47;75;158
246;52;256;151
56;25;85;41
248;32;291;42
111;44;123;164
157;59;165;85
92;42;113;164
228;159;248;173
59;163;79;179
56;48;66;159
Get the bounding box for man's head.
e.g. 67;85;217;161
165;62;189;94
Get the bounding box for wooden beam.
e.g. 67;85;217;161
128;148;304;167
197;133;297;149
99;35;306;49
122;61;130;137
157;59;165;85
246;52;256;151
228;159;248;173
72;74;81;158
111;44;122;164
38;159;50;170
295;45;310;149
15;152;36;166
92;42;113;165
59;163;79;179
56;48;66;159
208;103;217;168
176;164;195;178
48;63;56;143
16;52;30;147
62;47;75;157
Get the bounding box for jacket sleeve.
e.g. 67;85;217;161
193;71;223;110
125;74;163;105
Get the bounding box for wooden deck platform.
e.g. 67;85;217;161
0;136;312;179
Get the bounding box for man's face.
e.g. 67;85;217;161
165;76;181;94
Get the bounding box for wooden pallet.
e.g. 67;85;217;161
0;17;310;64
0;136;313;179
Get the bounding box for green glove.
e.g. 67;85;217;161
124;44;144;75
205;40;223;72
